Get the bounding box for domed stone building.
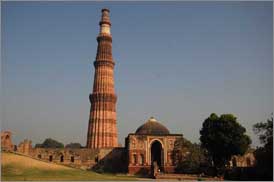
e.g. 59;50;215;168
125;117;184;175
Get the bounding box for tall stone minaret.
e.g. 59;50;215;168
86;8;118;149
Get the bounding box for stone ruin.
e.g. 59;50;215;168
1;129;256;176
1;131;127;172
1;131;14;152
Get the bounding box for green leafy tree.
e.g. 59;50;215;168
65;143;82;148
200;113;251;175
253;116;273;180
35;138;64;148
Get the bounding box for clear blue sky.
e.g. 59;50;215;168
2;1;273;147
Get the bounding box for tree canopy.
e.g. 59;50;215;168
253;116;273;147
35;138;64;148
172;137;210;174
253;116;273;180
200;113;251;173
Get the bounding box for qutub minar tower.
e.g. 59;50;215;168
86;8;118;148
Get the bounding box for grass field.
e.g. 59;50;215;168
1;152;139;181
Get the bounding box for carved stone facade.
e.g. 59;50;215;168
86;8;118;149
125;117;184;175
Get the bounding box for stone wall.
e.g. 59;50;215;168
17;139;32;155
0;131;126;171
92;147;128;173
30;148;100;169
27;146;125;170
230;152;256;168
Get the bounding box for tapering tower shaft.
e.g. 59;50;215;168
86;9;118;148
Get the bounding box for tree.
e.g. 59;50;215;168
253;116;273;147
253;116;273;180
35;138;64;148
34;143;43;148
173;137;192;167
65;143;82;148
173;137;210;174
200;113;251;175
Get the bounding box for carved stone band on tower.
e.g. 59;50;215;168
86;8;118;149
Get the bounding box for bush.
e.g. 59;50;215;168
35;138;64;148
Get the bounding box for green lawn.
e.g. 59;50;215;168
1;152;139;181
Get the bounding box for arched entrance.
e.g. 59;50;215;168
49;155;53;162
151;140;163;170
60;155;64;162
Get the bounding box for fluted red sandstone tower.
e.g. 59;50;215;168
86;8;118;149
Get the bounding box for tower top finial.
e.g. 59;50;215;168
99;8;111;35
99;8;111;26
149;117;157;122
